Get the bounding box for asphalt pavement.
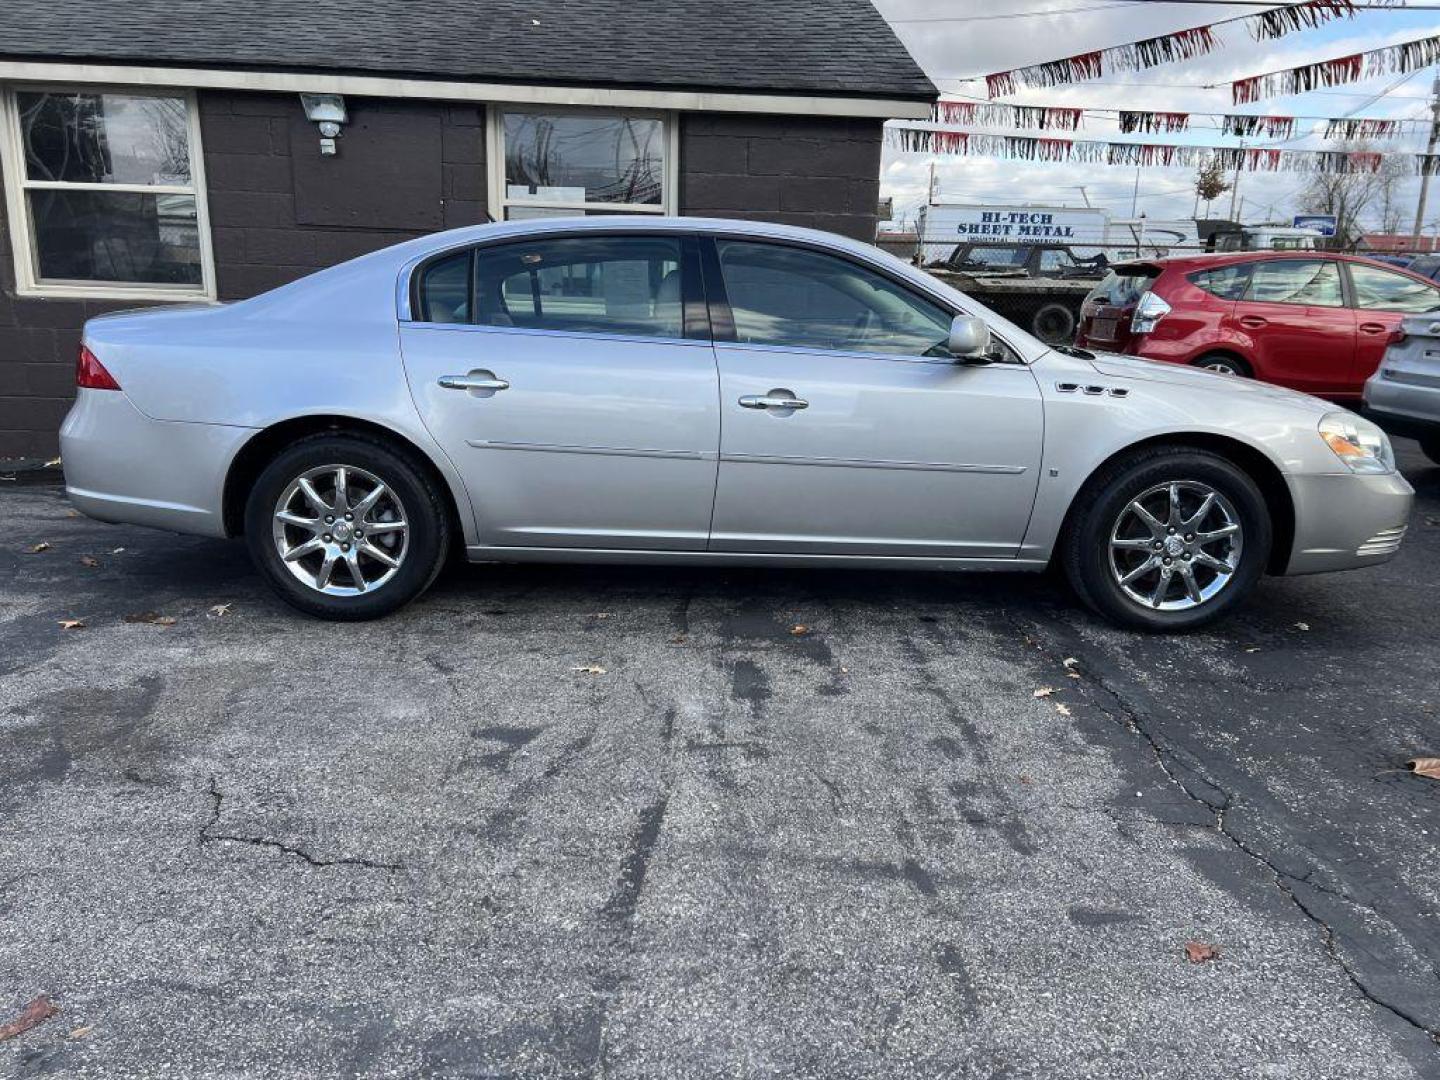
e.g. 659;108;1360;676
1;441;1438;1079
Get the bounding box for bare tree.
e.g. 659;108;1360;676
1295;141;1408;244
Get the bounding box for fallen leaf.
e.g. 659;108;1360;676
1062;657;1079;669
572;664;607;675
0;994;59;1041
79;556;99;568
69;1025;93;1040
588;612;611;620
839;666;850;675
124;612;177;626
1293;622;1310;632
1032;688;1058;698
1018;774;1033;785
668;634;687;645
207;603;232;618
1184;941;1219;964
58;619;85;631
790;624;809;636
111;547;125;555
1406;758;1440;781
26;542;50;554
1054;702;1072;717
66;510;80;517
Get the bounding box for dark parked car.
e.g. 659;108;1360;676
1074;252;1440;401
931;242;1109;279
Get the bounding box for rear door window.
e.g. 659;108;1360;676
1242;260;1343;307
1187;264;1249;300
1348;263;1440;313
473;235;686;338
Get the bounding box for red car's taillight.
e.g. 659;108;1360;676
76;344;121;390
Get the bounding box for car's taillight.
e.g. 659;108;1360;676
1130;290;1171;335
76;344;121;390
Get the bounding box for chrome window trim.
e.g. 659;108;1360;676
403;320;709;350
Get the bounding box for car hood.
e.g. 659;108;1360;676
1082;350;1334;415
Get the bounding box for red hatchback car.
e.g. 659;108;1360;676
1074;252;1440;401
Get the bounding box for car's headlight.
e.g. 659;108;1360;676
1318;412;1395;474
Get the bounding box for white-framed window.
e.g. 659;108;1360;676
0;85;215;301
486;105;678;221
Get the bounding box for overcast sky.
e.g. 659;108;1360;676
873;0;1439;233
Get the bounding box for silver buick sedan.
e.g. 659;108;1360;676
61;217;1413;630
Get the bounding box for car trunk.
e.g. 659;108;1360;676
1076;263;1162;352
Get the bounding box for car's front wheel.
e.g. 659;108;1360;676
1420;436;1440;466
1061;446;1272;631
244;434;451;620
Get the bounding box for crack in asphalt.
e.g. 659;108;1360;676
1020;627;1440;1046
199;776;404;872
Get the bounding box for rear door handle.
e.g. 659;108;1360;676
1359;322;1388;335
1238;315;1267;329
439;372;510;393
739;392;808;411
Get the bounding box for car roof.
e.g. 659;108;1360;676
1115;249;1438;279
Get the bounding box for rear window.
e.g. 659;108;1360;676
1084;265;1159;308
1187;264;1249;300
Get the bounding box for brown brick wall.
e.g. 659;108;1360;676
0;96;881;461
679;114;883;242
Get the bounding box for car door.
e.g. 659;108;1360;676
1227;258;1354;395
704;237;1043;559
400;232;719;551
1345;261;1440;390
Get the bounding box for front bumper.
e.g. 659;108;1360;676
59;389;255;538
1284;470;1414;575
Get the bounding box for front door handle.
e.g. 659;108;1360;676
739;391;808;411
439;371;510;394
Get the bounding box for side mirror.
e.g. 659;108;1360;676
948;315;992;362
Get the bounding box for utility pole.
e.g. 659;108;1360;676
1228;141;1244;222
1076;185;1091;207
1130;163;1141;217
1412;73;1440;244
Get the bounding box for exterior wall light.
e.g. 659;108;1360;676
299;94;348;156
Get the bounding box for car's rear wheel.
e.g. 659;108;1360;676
244;434;450;620
1420;436;1440;466
1192;353;1251;378
1061;446;1271;631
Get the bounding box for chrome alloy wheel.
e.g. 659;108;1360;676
1108;481;1243;611
271;465;409;596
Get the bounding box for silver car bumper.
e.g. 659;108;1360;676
1284;470;1414;575
59;389;255;538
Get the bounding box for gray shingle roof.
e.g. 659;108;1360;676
0;0;936;101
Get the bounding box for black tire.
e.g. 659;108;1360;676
1061;446;1272;632
1421;437;1440;466
1192;353;1251;378
243;433;451;620
1031;302;1078;345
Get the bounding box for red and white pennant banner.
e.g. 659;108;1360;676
1227;33;1440;104
981;0;1358;97
931;104;1407;141
887;126;1425;174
